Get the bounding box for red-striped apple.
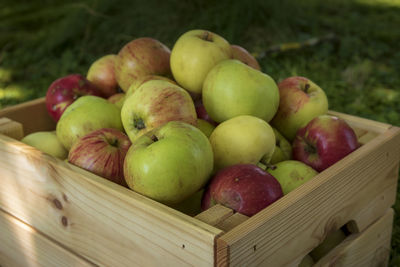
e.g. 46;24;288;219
68;128;131;187
121;80;197;142
115;37;171;92
271;76;329;141
87;54;119;97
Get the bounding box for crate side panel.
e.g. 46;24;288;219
315;208;394;267
217;126;400;267
0;208;95;267
0;135;220;267
0;98;55;135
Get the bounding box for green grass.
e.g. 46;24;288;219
1;0;400;264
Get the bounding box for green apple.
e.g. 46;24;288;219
299;255;314;267
123;121;213;204
121;79;197;142
196;119;215;138
56;95;123;150
209;115;275;171
266;160;318;195
271;76;329;141
169;189;204;216
170;29;232;96
310;228;347;261
262;127;292;164
202;59;279;123
21;131;68;159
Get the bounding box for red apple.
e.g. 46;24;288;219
201;164;283;216
87;54;119;97
45;74;104;122
115;37;171;92
292;115;360;172
68;128;132;187
231;44;261;71
194;99;218;126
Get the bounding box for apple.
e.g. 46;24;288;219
267;128;292;164
87;54;119;97
209;115;275;171
68;128;131;187
45;74;104;122
56;95;123;150
266;160;318;195
194;99;217;126
121;79;197;142
293;115;360;172
231;44;261;71
196;119;215;138
115;37;171;92
299;255;314;267
201;164;283;216
310;228;347;261
125;74;177;98
170;29;232;96
21;131;68;160
123;121;214;204
202;59;279;123
169;189;204;216
271;76;329;141
107;93;125;109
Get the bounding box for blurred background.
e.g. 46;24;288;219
1;0;399;264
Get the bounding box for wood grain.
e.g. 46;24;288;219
315;209;394;266
216;126;400;267
0;208;95;267
0;134;222;267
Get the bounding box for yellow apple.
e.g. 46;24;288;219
209;115;275;171
21;131;68;159
170;29;232;96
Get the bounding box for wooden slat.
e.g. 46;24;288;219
0;134;222;267
0;208;95;267
215;213;249;233
328;110;391;135
0;97;55;135
315;208;394;266
195;204;234;226
0;118;24;140
216;126;400;267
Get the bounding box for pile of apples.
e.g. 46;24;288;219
21;29;360;217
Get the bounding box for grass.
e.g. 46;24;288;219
1;0;400;264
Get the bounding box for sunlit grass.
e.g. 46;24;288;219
0;85;26;100
356;0;400;7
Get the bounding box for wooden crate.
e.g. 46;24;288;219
0;97;399;267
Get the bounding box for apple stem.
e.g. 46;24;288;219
303;83;310;94
151;135;158;142
201;31;213;42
